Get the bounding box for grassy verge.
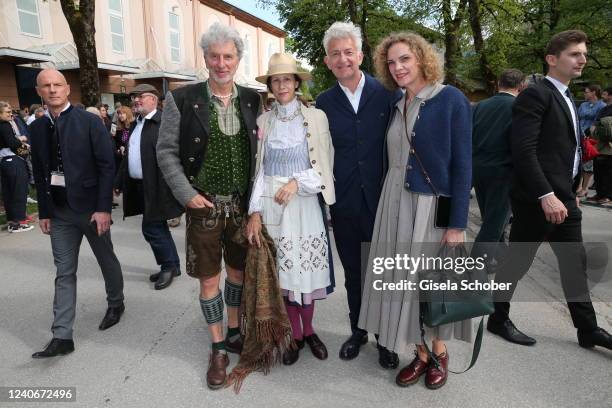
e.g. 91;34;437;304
0;186;38;226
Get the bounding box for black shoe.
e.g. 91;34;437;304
487;316;536;346
154;269;176;290
99;303;125;330
225;335;243;354
377;343;399;369
282;341;302;365
304;334;328;360
578;327;612;350
149;269;181;282
32;338;74;359
339;332;368;360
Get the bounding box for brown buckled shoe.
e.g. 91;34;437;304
225;335;243;354
396;352;429;387
206;350;229;390
425;351;449;390
304;333;328;360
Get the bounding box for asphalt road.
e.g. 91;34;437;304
1;197;611;408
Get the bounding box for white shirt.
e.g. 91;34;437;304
128;109;156;179
537;76;580;199
248;98;322;215
338;71;365;113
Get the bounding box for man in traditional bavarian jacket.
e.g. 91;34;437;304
157;23;260;390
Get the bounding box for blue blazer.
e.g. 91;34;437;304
30;106;115;219
316;73;399;216
387;85;472;229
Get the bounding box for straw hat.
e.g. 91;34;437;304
256;53;312;84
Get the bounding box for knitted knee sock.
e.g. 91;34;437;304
299;301;315;337
284;299;303;341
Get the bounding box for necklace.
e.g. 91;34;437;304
273;103;301;122
211;92;232;100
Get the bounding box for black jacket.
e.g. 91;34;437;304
115;110;182;221
511;78;582;204
169;82;260;205
30;106;115;218
0;121;22;152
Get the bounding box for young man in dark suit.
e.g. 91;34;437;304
29;69;125;359
316;22;400;367
488;30;612;352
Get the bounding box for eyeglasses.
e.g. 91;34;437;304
130;93;156;101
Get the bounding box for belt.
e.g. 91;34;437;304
198;191;241;203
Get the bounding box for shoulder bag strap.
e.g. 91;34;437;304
420;316;485;374
402;98;439;196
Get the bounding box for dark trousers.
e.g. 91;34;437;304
471;166;512;267
492;200;597;332
134;179;180;272
594;155;612;199
142;220;180;272
330;201;376;334
0;156;28;222
50;205;124;339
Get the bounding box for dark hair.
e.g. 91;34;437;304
498;69;525;89
585;84;601;98
603;86;612;95
266;74;302;93
545;30;588;57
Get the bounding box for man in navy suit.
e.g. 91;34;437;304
29;69;125;359
316;22;400;367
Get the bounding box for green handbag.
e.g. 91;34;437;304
418;244;494;373
419;244;494;327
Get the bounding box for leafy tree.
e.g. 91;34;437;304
260;0;441;96
58;0;101;106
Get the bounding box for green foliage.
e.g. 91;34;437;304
262;0;611;96
260;0;441;97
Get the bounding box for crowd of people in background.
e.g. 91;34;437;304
2;19;611;394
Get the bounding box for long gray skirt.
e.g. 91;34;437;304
358;182;473;354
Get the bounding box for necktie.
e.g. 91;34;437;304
565;89;582;141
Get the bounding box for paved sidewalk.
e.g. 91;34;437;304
0;198;611;408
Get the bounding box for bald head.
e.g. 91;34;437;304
36;69;70;115
36;68;67;86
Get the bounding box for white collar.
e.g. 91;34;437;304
338;71;365;96
545;75;569;95
138;109;157;122
45;102;71;123
274;98;300;117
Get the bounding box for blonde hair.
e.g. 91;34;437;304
116;106;134;130
374;31;444;90
0;101;10;114
86;106;101;117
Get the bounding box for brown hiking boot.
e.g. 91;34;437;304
206;350;229;390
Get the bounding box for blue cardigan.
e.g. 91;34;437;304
386;85;472;229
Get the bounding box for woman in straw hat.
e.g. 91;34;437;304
246;53;336;365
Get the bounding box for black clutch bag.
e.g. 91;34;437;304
434;195;451;229
401;98;451;229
